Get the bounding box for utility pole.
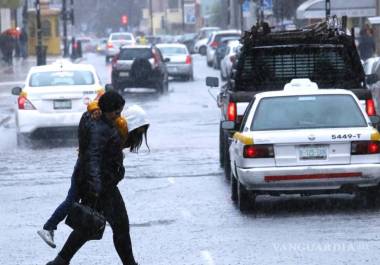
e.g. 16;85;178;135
326;0;331;19
35;0;46;65
62;0;69;57
149;0;153;35
182;0;185;32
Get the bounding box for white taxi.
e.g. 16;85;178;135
226;79;380;211
12;60;106;145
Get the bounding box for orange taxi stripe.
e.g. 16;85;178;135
264;172;362;182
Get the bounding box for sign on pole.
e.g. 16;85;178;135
184;3;196;24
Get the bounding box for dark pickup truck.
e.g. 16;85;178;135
206;19;378;179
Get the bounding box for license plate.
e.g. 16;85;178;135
298;145;327;160
53;100;72;109
119;72;129;77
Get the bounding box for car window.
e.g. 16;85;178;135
119;48;152;60
111;34;132;41
159;46;187;55
251;94;367;131
29;71;95;87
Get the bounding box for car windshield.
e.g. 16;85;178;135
159;46;187;55
251;94;367;131
119;48;152;60
29;71;95;87
111;34;132;41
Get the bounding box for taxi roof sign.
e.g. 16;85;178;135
284;78;319;91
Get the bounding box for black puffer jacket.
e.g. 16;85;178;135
82;115;125;196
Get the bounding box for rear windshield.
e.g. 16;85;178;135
111;34;132;41
159;46;187;55
119;48;152;60
29;71;95;87
251;94;367;131
237;45;363;91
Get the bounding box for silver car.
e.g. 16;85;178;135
105;32;136;63
157;43;193;81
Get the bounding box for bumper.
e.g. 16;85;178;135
236;164;380;192
166;64;192;76
17;110;83;135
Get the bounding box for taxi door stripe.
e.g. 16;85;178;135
265;172;362;182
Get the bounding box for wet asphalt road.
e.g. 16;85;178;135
1;54;380;265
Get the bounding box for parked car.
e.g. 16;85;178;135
96;38;108;55
193;27;220;55
105;32;136;63
213;36;241;69
11;60;107;145
157;43;193;81
226;78;380;211
178;33;198;54
206;30;241;67
111;45;169;93
220;40;242;81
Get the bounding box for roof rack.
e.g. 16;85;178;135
241;16;352;48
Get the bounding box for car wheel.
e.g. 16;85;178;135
223;132;231;180
237;179;254;212
363;187;380;208
231;172;238;202
199;46;206;55
219;123;225;167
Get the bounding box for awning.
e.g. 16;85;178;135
297;0;376;19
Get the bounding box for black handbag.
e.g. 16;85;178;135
65;202;106;240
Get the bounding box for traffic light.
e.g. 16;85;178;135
121;15;128;25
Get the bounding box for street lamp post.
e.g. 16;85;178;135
62;0;69;57
35;0;46;65
326;0;331;19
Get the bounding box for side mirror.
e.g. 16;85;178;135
206;76;219;87
164;58;170;62
104;84;113;91
222;120;235;130
366;74;378;85
370;115;380;126
12;87;22;95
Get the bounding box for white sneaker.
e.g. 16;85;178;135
37;229;56;248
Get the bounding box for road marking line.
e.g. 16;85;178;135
167;177;175;184
201;250;215;265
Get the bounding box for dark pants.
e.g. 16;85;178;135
43;160;80;231
58;186;137;265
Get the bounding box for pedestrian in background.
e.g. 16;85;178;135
45;91;148;265
358;25;376;61
0;31;15;65
19;28;28;59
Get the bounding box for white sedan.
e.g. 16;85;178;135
12;60;106;145
156;43;193;81
227;79;380;211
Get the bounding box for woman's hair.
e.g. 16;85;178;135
125;125;149;153
98;90;125;113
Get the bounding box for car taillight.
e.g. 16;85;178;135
351;141;380;154
227;102;236;121
107;43;113;49
18;96;35;110
111;53;119;67
366;99;376;116
152;50;160;67
185;55;192;64
210;41;218;49
244;144;274;158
